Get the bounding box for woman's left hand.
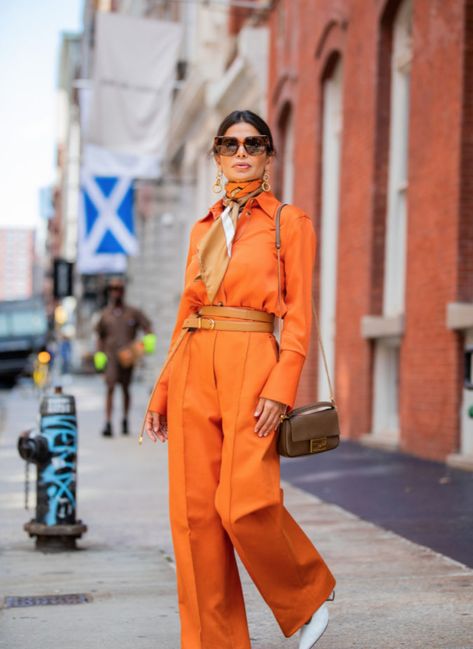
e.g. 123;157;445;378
254;398;287;437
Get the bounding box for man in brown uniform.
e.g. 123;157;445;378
95;277;153;437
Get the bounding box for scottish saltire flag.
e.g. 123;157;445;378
78;174;137;274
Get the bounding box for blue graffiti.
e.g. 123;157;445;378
40;413;77;525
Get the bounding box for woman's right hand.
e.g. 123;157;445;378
145;410;168;443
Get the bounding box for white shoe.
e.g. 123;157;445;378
298;602;329;649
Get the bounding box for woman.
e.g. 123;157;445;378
144;110;336;649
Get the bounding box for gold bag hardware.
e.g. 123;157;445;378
310;438;327;453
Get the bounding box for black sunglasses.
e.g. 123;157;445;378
214;135;270;157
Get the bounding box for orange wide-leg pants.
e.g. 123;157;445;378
166;327;336;649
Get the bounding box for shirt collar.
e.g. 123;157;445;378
200;191;280;222
252;190;280;218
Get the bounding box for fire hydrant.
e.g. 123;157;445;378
17;386;87;550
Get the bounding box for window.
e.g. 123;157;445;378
278;104;294;203
318;56;343;400
383;0;412;316
371;0;412;444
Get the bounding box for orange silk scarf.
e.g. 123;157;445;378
197;179;264;302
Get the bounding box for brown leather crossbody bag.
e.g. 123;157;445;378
274;203;340;457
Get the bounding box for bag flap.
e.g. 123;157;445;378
286;403;339;442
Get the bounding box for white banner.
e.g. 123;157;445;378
85;13;182;175
80;86;160;178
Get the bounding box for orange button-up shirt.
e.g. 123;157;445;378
149;190;316;414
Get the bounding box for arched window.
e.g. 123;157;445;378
277;103;294;203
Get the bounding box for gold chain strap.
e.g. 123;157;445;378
275;203;336;405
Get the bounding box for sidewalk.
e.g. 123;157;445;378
1;376;472;648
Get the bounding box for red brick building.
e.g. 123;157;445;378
267;0;473;465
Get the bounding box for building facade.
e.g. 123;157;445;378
267;0;473;466
126;1;271;384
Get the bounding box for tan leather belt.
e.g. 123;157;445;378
139;305;274;444
183;305;274;333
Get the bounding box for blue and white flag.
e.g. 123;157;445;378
78;174;137;275
82;143;161;180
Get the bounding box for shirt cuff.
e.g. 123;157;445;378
259;349;305;408
148;379;168;416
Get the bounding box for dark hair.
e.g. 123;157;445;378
212;110;276;156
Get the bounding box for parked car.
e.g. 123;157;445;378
0;298;49;385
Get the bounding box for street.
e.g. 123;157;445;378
281;440;473;569
1;375;472;648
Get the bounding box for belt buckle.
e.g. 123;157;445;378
196;315;215;330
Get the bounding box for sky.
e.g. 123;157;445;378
0;0;83;230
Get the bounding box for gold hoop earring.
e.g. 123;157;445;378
262;169;271;192
213;169;223;194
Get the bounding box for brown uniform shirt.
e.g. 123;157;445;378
96;304;151;386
